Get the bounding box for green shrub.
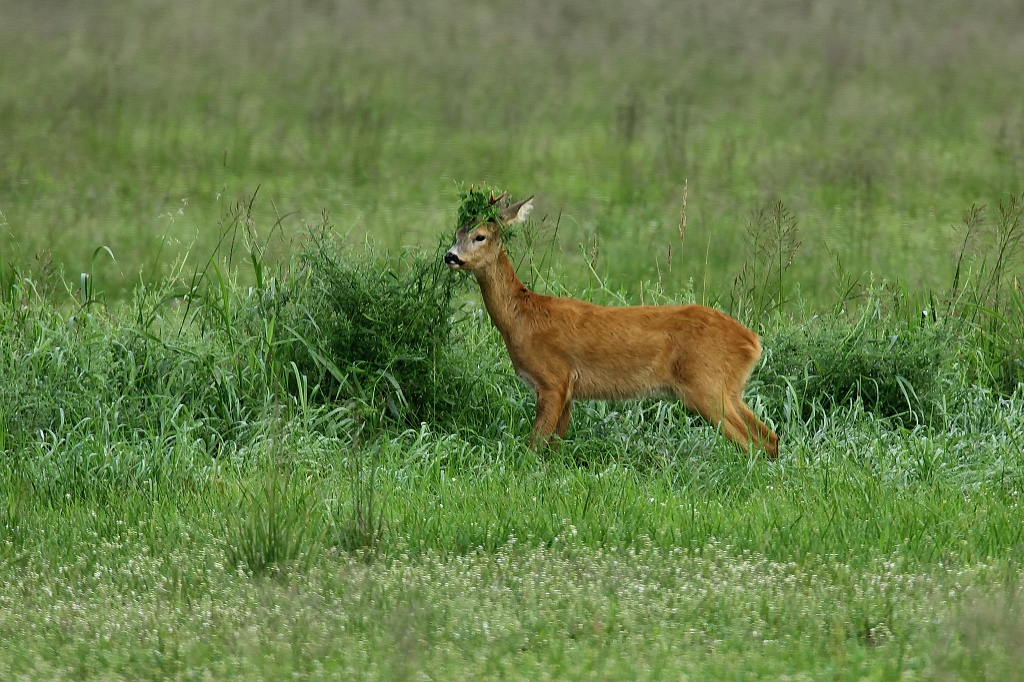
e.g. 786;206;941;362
756;309;967;425
273;234;467;424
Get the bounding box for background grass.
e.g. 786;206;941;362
3;0;1024;679
3;0;1024;298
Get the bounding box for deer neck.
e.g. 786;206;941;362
474;250;530;340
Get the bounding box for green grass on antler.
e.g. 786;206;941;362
455;184;506;230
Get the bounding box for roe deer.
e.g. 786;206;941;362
444;193;778;458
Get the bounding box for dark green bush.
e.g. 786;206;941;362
756;311;968;425
273;235;467;424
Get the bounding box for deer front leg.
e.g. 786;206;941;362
540;400;575;453
530;384;569;450
554;400;574;439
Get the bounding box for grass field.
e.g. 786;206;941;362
3;1;1024;679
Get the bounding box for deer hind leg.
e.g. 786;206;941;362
711;398;771;456
671;381;731;442
730;396;779;459
672;379;774;456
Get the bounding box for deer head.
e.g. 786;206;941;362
444;194;534;272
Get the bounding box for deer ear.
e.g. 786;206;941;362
501;196;534;225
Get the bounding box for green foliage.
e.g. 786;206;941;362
0;269;276;452
730;199;802;328
273;231;467;424
325;442;387;556
455;183;506;230
222;463;319;575
757;308;964;425
945;194;1024;393
930;593;1024;681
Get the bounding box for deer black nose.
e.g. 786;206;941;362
444;252;464;266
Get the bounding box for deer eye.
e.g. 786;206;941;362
474;235;486;242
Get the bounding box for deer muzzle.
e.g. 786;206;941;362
443;251;465;268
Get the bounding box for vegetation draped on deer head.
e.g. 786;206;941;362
456;185;504;225
455;185;528;239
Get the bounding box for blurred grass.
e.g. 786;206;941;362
2;0;1024;299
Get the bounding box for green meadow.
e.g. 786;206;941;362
3;1;1024;679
